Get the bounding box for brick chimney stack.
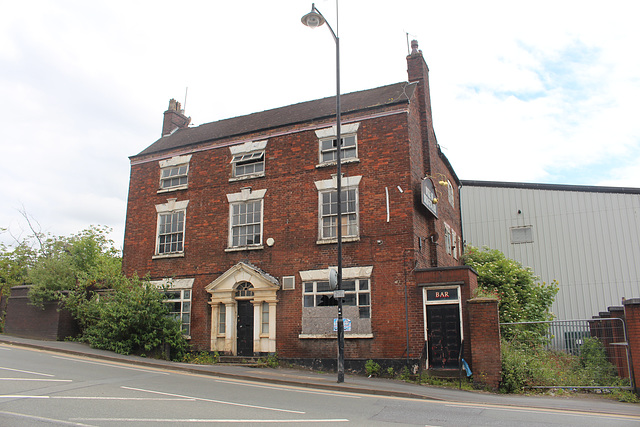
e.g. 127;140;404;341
406;40;434;132
406;39;436;173
162;98;191;137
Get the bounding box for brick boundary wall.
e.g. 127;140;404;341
623;298;640;393
468;298;501;390
4;285;79;340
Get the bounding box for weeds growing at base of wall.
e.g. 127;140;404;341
183;351;219;365
500;338;637;402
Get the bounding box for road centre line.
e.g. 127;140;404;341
121;386;305;414
52;355;170;374
212;378;362;398
0;366;55;377
72;418;349;423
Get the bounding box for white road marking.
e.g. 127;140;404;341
122;386;306;414
52;355;170;374
0;395;192;401
212;378;362;398
0;410;94;426
0;378;72;382
72;418;349;423
0;366;55;376
0;395;50;399
54;396;195;401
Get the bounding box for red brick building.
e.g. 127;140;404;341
122;41;477;371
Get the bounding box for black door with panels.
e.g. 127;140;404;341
236;300;254;356
426;304;461;369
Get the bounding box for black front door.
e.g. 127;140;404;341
236;300;254;356
426;304;461;369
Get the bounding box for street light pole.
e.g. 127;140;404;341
301;2;345;383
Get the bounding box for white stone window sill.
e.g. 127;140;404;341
152;252;185;260
225;245;264;252
229;172;265;182
157;185;188;194
298;333;373;339
316;158;360;169
317;236;360;245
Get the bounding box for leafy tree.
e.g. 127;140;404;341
0;238;36;296
1;223;188;359
27;225;122;307
463;246;558;341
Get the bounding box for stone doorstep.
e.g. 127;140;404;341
425;368;465;379
217;355;266;367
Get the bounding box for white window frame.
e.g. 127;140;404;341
314;175;362;244
151;278;194;338
444;222;452;256
226;188;266;251
452;229;458;259
154;199;189;258
229;140;267;181
447;180;455;207
158;155;192;192
218;304;226;335
303;278;371;319
315;123;360;167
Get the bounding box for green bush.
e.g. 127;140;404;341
28;226;122;308
365;359;381;377
500;338;631;396
463;246;558;344
64;275;188;360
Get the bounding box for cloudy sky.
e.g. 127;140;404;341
2;0;639;248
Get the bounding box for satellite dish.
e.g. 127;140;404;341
329;269;338;290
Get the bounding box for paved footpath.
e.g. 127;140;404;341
1;334;639;417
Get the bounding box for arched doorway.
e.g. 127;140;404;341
206;262;279;356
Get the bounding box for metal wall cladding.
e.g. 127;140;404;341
460;183;640;320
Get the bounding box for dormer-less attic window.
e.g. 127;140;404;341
232;151;264;178
158;155;192;192
229;140;268;181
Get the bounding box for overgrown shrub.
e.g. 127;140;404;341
500;337;631;396
463;246;558;344
64;275;188;360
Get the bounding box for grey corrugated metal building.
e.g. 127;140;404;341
460;180;640;320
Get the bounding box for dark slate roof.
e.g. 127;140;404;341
135;81;417;158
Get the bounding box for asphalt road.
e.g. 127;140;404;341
1;343;639;426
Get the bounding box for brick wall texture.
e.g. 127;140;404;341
4;286;79;340
623;299;640;392
468;298;502;390
122;44;473;365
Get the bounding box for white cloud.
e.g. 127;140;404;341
1;0;639;247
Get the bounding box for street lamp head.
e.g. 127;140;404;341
301;5;325;29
